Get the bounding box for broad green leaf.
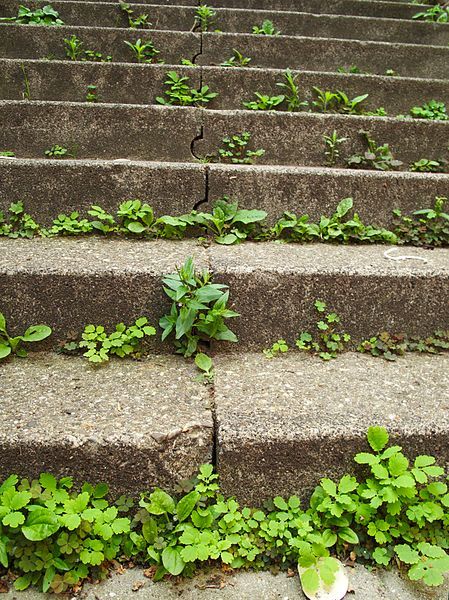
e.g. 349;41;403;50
367;426;389;452
354;452;378;465
338;527;359;545
147;489;176;515
338;475;358;494
39;473;57;492
388;453;409;476
42;566;55;593
127;222;146;233
142;517;158;543
22;507;60;541
60;513;81;530
176;491;200;522
14;575;32;591
194;353;212;374
300;567;320;595
21;325;52;343
162;546;185;576
0;344;11;359
395;544;420;565
273;496;288;510
2;511;25;527
414;455;435;468
233;209;267;224
0;539;8;568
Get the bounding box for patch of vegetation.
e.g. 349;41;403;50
156;71;218;106
312;87;369;114
0;312;51;361
296;300;351;360
64;36;112;62
242;92;285;111
159;257;239;357
194;3;216;31
263;339;289;358
393;196;449;247
1;427;447;594
347;130;403;171
0;151;15;158
358;330;449;361
220;49;251;67
124;38;160;63
276;69;308;112
216;131;265;165
44;145;71;159
66;318;156;364
323;130;348;166
0;201;40;238
119;2;150;28
0;4;63;25
252;19;280;35
85;85;98;103
410;100;448;121
413;4;449;22
410;158;447;173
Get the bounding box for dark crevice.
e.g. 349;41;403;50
210;383;218;469
194;165;209;211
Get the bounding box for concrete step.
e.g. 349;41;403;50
1;159;449;229
199;33;449;79
0;23;200;63
3;60;449;117
0;238;447;349
215;352;449;504
0;352;213;495
2;1;448;46
2;101;448;169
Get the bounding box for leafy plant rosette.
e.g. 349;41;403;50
159;257;239;356
0;312;51;361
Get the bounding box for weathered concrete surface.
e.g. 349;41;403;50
0;353;213;495
198;109;449;169
0;23;200;63
207;164;449;227
1;240;448;348
0;238;208;346
210;0;422;19
209;243;449;347
0;565;446;599
215;353;449;504
199;33;449;79
0;101;202;161
0;59;200;105
0;159;206;223
1;2;447;45
3;59;449;115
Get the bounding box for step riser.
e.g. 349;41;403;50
2;161;449;229
0;102;201;162
2;102;448;169
0;160;205;223
0;241;447;349
0;24;200;63
3;60;449;117
200;33;449;80
1;3;447;46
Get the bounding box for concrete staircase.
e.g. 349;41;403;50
0;0;448;506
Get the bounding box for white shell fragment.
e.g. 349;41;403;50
298;559;349;600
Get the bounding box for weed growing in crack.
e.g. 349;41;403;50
194;3;217;31
242;92;285;111
220;49;251;67
64;35;112;62
159;257;239;357
263;339;289;359
410;100;448;121
85;85;98;103
358;330;449;361
44;145;72;159
194;352;214;382
0;201;40;238
393;196;449;246
413;4;449;22
276;69;308;112
217;131;265;165
156;71;218;106
0;4;63;25
124;38;160;63
347;130;403;171
323;130;348;166
0;312;51;361
119;2;150;28
410;158;447;173
312;87;369;114
296;300;351;360
0;151;15;158
252;19;280;35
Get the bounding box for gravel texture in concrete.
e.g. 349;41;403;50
0;159;206;223
214;352;449;504
0;566;446;599
0;353;213;494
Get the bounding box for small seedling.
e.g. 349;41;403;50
252;19;280;35
263;339;289;358
194;352;214;382
242;92;285;111
218;131;265;165
221;49;251;67
385;69;398;77
337;65;362;74
276;69;308;112
358;330;449;361
312;87;368;114
156;71;218;106
44;145;71;159
413;4;449;22
119;2;150;28
85;84;98;103
0;151;15;158
410;100;448;121
124;38;160;63
296;300;351;360
323;130;348;166
160;257;239;357
0;312;51;360
410;158;447;173
0;4;63;25
0;201;40;238
347;130;403;171
64;35;84;61
194;3;216;32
